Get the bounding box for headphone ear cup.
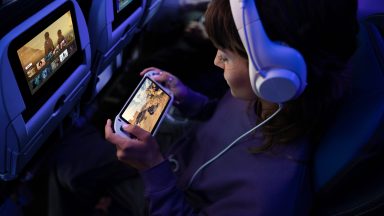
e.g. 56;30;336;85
254;68;301;103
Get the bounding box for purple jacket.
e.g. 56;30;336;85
141;91;313;215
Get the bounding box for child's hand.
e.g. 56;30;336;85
105;119;164;171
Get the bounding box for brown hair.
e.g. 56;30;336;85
204;0;247;58
204;0;358;150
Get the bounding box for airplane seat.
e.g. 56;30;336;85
0;0;92;181
86;0;146;98
312;1;384;215
139;0;165;28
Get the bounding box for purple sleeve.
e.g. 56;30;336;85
141;160;197;216
174;88;218;120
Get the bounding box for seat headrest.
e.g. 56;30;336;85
358;0;384;19
314;13;384;191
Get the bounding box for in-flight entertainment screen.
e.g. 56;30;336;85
112;0;141;29
8;2;83;121
116;0;134;13
16;11;78;95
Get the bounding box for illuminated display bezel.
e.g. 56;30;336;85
112;0;142;30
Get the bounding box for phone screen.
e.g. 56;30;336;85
119;77;172;134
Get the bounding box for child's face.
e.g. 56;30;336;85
214;49;255;100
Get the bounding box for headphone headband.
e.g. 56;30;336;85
229;0;307;103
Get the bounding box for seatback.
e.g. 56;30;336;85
87;0;146;97
313;1;384;214
0;0;92;181
139;0;165;28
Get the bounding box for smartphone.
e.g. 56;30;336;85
114;75;174;137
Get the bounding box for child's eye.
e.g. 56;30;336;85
218;54;228;62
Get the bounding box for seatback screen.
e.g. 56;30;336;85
16;11;77;95
8;1;83;121
112;0;142;29
116;0;134;13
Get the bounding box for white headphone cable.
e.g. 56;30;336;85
187;103;283;188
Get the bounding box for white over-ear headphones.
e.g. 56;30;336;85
230;0;307;103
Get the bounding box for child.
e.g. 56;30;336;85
105;0;358;215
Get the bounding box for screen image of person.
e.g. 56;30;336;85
121;78;170;133
16;11;77;95
116;0;134;13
